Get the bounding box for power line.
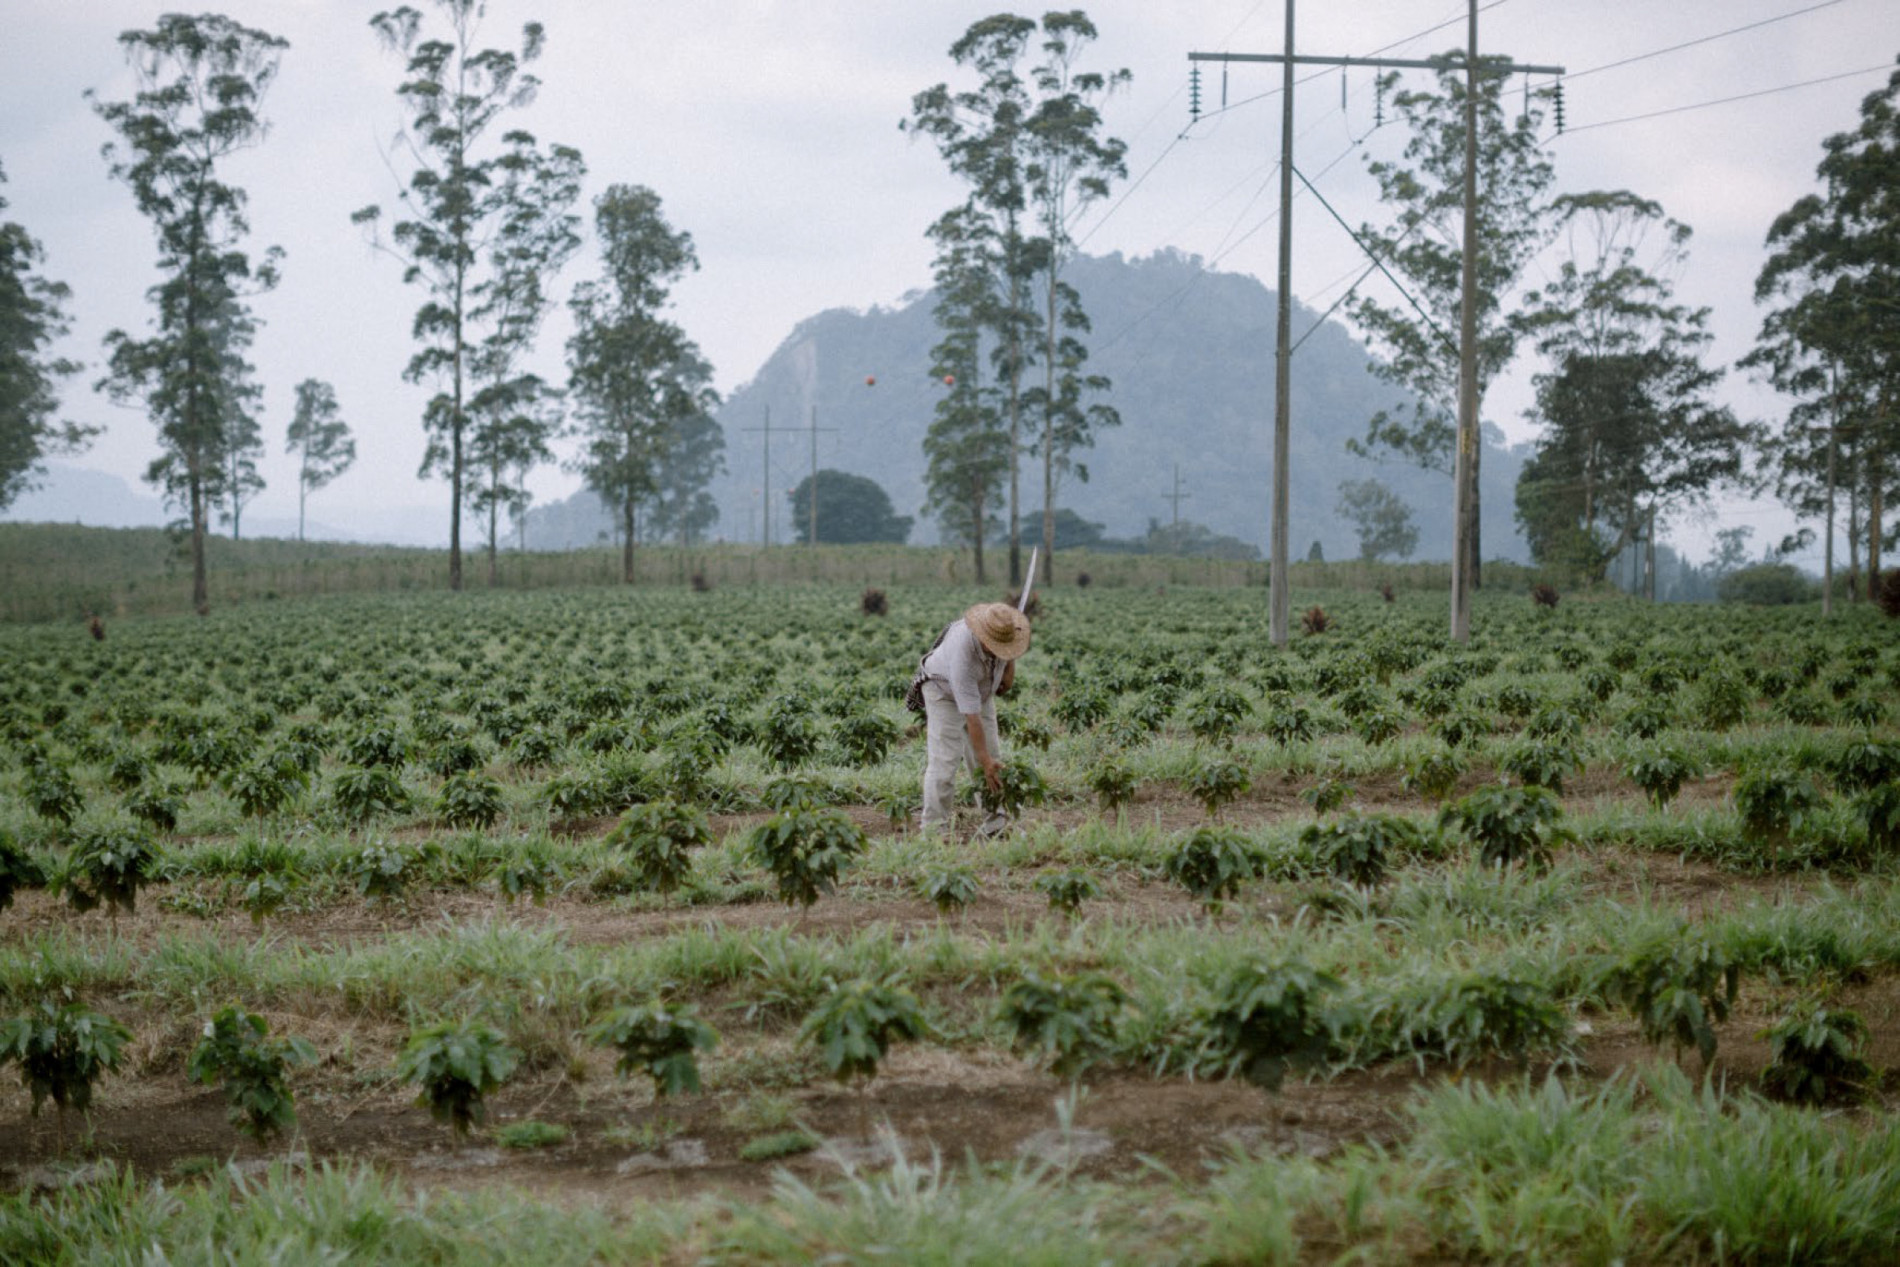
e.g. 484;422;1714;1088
1563;0;1848;82
1189;0;1514;123
1558;62;1892;137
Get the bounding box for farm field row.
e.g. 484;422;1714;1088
2;584;1896;1263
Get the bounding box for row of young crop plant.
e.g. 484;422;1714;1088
8;899;1881;1159
7;725;1897;937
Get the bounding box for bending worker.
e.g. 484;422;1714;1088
918;601;1032;836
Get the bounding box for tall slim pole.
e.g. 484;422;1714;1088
1270;0;1295;647
1450;0;1481;643
762;405;771;548
810;405;819;548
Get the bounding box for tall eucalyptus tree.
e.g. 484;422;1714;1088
0;162;91;511
355;0;583;590
92;13;285;614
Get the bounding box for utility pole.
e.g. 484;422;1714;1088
1190;7;1560;646
1450;0;1481;643
807;404;838;547
1165;463;1191;528
742;405;799;548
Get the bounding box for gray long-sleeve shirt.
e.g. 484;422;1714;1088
920;618;1005;715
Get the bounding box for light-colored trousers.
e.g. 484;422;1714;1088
920;680;999;834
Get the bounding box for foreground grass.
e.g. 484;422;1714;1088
3;1066;1892;1265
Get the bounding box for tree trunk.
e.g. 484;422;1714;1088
449;264;466;593
1042;270;1057;588
622;492;636;584
1007;230;1024;589
190;471;208;617
971;468;987;585
1644;506;1656;601
1848;467;1861;602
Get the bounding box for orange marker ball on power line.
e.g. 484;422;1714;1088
865;375;876;386
942;374;955;386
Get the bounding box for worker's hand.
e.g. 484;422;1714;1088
982;758;1002;796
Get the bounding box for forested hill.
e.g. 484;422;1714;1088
539;248;1531;562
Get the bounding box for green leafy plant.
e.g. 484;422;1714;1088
1499;739;1581;795
540;767;610;821
57;822;159;918
1440;784;1569;870
1733;769;1825;847
186;1005;316;1142
1758;1002;1874;1105
1354;705;1405;746
1185;684;1251;745
346;840;413;903
222;760;305;819
747;806;867;908
123;780;187;834
605;799;713;896
1830;739;1900;794
240;872;293;925
1;830;45;912
1086;752;1139;815
1615;701;1671;740
1431;707;1490;749
833;711;901;768
0;997;132;1126
1052;685;1110;734
589;1000;719;1098
343;724;409;769
997;970;1125;1078
1302;774;1353;815
1187;753;1251;819
917;864;979;914
1625;745;1701;810
1857;782;1900;854
1594;931;1740;1068
758;694;822;769
105;750;152;794
328;765;414;823
495;852;555;905
397;1018;519;1136
1200;956;1342;1091
1401;745;1466;803
1035;867;1101;915
1163;826;1263;910
877;788;919;832
1408;972;1570;1069
26;760;85;827
435;770;505;829
1264;702;1316;746
799;977;929;1088
424;733;487;778
1695;669;1752;731
1301;812;1425;887
989;758;1048;818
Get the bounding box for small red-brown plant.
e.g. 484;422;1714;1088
1301;605;1330;635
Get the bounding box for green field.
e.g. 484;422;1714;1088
1;582;1896;1263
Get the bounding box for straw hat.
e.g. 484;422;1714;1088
964;602;1032;661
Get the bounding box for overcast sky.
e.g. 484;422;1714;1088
3;0;1894;561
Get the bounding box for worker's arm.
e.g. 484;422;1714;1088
964;712;1002;794
998;660;1016;694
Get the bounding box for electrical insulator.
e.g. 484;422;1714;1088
1189;65;1202;121
1554;81;1566;134
1374;76;1385;128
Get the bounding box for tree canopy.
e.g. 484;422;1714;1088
790;470;912;545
